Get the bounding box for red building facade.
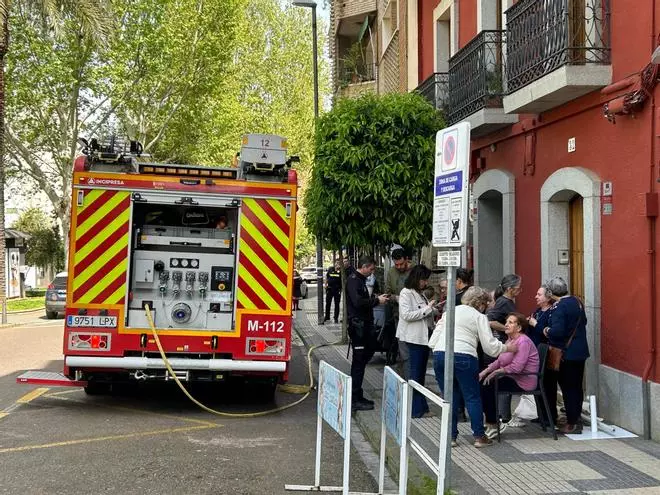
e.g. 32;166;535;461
415;0;660;439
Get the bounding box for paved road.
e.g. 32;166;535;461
0;316;379;495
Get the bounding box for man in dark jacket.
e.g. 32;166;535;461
347;255;389;411
325;261;342;323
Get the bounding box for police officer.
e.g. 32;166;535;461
324;261;342;323
346;256;389;411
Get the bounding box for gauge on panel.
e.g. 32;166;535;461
181;259;189;268
171;258;179;267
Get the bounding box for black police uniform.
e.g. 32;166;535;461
325;266;342;322
346;270;379;406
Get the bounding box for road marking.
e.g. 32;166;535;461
43;392;220;427
16;387;50;404
0;412;8;420
0;424;217;454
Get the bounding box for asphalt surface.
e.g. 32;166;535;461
0;312;378;495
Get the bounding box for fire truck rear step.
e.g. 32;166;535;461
16;370;87;387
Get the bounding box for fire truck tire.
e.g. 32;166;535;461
46;311;58;319
84;381;112;395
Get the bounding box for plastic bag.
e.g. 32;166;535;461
514;394;538;420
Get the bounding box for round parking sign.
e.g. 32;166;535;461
444;135;456;166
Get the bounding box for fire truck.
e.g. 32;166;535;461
18;134;299;398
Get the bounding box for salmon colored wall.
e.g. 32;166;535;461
418;0;439;82
458;0;477;49
471;91;656;379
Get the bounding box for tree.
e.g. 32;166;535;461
0;0;110;316
304;92;445;251
11;208;65;273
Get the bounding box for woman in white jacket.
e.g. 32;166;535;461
431;286;517;447
396;265;437;418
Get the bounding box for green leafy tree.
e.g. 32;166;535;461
304;92;445;250
0;0;110;314
11;208;65;274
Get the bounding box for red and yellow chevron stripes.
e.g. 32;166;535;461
71;190;131;305
236;198;292;311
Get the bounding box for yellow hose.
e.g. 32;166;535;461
144;306;337;417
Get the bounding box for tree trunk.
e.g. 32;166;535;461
0;14;8;322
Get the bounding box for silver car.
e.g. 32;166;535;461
45;272;68;319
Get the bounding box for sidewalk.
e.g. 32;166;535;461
294;296;660;495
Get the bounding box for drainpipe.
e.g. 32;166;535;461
643;0;659;441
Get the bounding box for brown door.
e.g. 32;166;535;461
569;195;584;301
569;0;586;63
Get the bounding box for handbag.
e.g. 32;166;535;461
545;300;583;371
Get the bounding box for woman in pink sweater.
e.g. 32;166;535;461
479;312;539;437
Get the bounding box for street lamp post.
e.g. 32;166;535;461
293;0;324;325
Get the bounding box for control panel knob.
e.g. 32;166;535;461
154;260;165;272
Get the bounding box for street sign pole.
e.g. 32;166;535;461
431;122;471;491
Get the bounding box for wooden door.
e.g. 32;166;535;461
569;0;586;63
569;195;584;301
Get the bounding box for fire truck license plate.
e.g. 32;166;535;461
67;316;117;328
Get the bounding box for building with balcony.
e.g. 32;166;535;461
413;0;660;442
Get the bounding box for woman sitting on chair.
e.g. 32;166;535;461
479;312;540;438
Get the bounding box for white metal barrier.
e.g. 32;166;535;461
285;360;353;494
406;379;451;495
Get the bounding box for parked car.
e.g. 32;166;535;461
300;266;318;283
45;272;67;319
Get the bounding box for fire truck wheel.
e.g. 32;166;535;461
84;381;112;395
46;311;58;319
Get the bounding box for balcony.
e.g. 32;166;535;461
503;0;612;114
447;30;518;136
334;0;377;37
336;62;376;98
416;72;449;113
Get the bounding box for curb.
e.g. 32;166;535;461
7;307;45;315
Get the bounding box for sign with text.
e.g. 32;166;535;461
318;361;350;439
437;250;461;267
382;366;406;446
432;123;471;248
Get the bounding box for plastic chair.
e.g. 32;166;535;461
494;343;557;442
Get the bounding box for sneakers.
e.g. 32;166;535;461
485;423;506;439
334;319;339;324
451;439;458;447
474;435;493;448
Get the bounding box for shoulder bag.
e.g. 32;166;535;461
546;299;583;371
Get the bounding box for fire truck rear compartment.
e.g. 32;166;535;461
128;200;238;331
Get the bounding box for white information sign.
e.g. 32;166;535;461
382;366;405;446
432;123;471;248
437;250;461;267
318;360;350;439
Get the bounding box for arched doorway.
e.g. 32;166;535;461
541;167;601;394
472;169;515;290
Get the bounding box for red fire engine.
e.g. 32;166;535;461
18;134;299;398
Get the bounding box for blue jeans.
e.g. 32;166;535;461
406;342;430;417
433;351;485;439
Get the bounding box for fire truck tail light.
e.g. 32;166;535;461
246;338;285;357
68;332;111;352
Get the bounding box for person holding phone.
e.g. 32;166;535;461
396;265;437;418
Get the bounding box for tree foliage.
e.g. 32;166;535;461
304;92;445;250
11;207;65;272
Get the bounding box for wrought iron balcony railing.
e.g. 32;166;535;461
416;72;449;112
505;0;611;94
337;62;376;86
447;30;506;125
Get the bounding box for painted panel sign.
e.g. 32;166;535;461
382;366;405;446
318;360;350;439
